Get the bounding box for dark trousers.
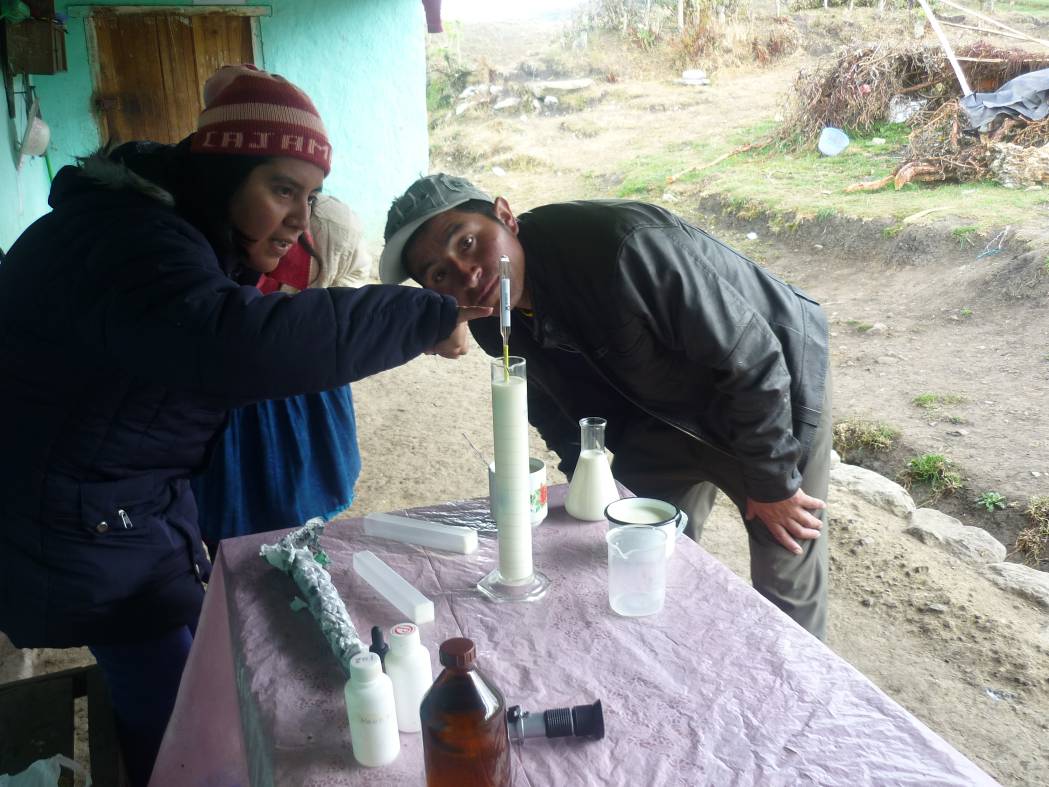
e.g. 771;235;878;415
611;382;833;639
89;623;196;787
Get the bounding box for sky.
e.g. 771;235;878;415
441;0;588;22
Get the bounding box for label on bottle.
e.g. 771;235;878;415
353;710;393;726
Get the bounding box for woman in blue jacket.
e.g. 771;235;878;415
0;69;484;786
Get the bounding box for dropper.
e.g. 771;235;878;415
499;254;511;379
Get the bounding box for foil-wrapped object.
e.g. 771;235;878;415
260;518;364;676
260;517;327;570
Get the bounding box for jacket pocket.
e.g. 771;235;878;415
77;476;171;536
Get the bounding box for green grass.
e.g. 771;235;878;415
952;226;979;248
1003;0;1049;16
912;392;966;409
851;121;910;147
616;152;681;197
899;453;963;498
832;419;899;462
666;121;1049;229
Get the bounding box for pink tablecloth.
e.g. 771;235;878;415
152;486;998;786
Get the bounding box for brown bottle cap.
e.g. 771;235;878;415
439;637;476;668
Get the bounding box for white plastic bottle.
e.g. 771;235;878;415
344;651;400;767
385;622;434;733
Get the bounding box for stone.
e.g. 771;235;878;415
680;68;709;86
526;78;594;95
0;632;36;682
983;562;1049;609
923;603;948;614
829;449;841;468
876;356;899;365
544;95;559;106
906;508;1007;565
493;96;521;111
830;463;916;518
867;322;888;335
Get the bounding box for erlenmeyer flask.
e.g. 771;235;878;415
564;417;619;521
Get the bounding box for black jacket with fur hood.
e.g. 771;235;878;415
0;147;458;647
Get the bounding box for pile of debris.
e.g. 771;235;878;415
783;41;1049;143
847;98;1049;192
780;41;1049;190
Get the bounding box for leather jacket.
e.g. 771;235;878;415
471;200;828;503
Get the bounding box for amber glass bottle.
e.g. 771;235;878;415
420;637;511;787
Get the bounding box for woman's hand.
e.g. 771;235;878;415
428;306;492;359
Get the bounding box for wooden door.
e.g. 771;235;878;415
91;11;254;145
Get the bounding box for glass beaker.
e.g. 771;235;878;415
606;526;667;617
564;417;619;521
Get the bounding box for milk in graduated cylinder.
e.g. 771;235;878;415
491;373;533;580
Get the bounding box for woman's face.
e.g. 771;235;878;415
228;157;325;274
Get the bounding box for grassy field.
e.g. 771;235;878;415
606;119;1049;231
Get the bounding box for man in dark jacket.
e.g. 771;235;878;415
379;174;832;639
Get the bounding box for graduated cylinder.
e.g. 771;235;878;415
490;356;533;582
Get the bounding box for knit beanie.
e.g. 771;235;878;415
192;66;332;175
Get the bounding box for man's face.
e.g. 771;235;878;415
404;198;526;309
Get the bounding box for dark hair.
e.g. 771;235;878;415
171;136;323;282
168;137;269;272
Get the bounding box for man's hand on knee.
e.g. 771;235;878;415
745;490;826;555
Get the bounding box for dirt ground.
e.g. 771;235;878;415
423;15;1049;556
4;8;1047;786
343;11;1049;785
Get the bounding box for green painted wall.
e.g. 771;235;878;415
1;76;53;254
260;0;429;243
1;0;429;251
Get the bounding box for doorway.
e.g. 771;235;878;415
89;8;257;145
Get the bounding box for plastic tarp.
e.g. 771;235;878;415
152;485;999;786
961;67;1049;129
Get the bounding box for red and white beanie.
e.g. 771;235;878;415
192;65;332;175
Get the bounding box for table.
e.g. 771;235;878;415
151;485;999;786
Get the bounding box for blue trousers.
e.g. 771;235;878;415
90;623;196;787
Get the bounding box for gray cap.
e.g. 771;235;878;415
379;173;492;284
